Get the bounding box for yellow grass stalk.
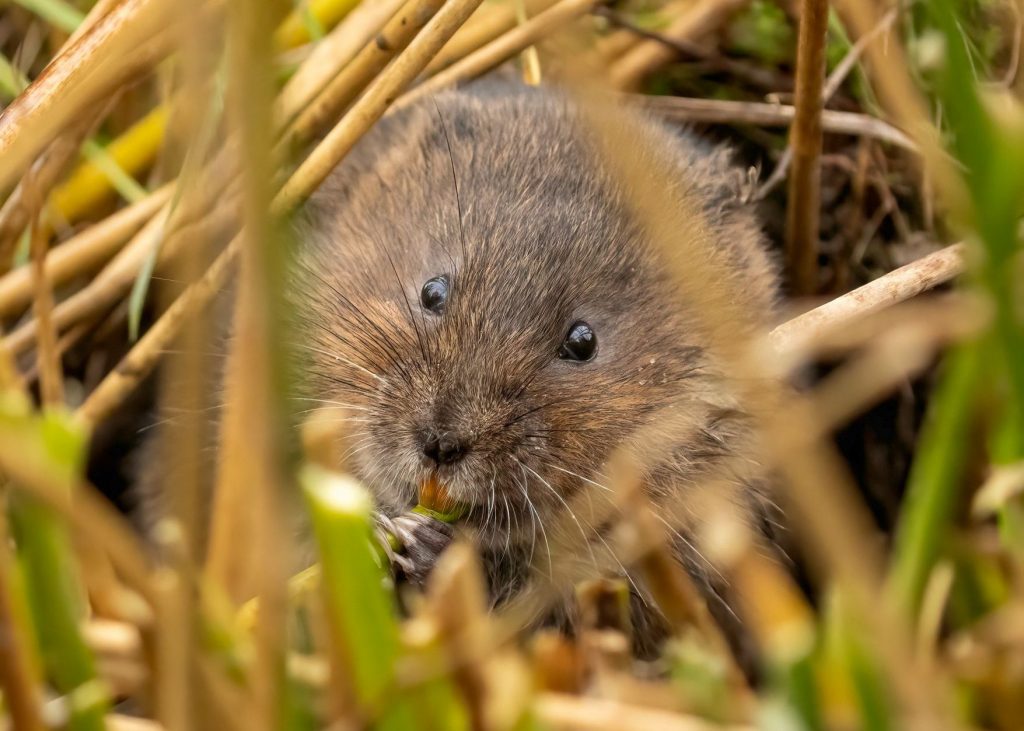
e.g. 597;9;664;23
49;106;167;225
274;0;363;49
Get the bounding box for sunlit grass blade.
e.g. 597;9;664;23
301;465;416;730
888;346;983;617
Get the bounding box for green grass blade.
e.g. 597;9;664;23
888;345;983;617
301;466;415;730
10;0;85;33
4;405;108;731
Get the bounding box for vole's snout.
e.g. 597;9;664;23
421;431;469;466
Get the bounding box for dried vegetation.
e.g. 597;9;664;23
0;0;1022;730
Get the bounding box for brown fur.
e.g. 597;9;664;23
291;80;782;664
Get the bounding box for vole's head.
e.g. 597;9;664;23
292;85;775;553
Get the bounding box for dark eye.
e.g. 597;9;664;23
420;275;449;314
558;321;597;362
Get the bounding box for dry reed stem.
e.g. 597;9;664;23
205;1;291;630
404;0;598;105
0;0;180;195
287;0;449;147
277;0;487;209
785;0;829;295
637;95;915;150
770;243;967;352
516;0;545;86
150;17;230;728
425;0;557;74
0;108;104;272
277;0;406;127
68;0;127;44
75;224;235;418
597;455;752;693
3;202;173;357
3;188;239;359
822;8;898;102
608;0;748;90
702;510;816;664
0;514;45;731
535;693;754;731
0;184;171;318
26;185;64;408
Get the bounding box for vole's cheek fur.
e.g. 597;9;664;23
289;79;781;665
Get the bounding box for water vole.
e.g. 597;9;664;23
291;79;782;660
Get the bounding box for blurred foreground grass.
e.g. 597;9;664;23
0;0;1023;730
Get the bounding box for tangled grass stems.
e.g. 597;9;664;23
1;1;1024;729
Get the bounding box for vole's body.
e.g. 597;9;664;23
291;81;780;660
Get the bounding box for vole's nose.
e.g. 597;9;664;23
422;433;468;466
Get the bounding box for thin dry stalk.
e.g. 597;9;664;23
785;0;830;295
755;7;899;200
26;189;64;408
3;188;239;359
207;0;487;612
643;94;917;150
608;0;748;90
277;0;406;127
598;455;752;693
277;0;487;209
426;0;556;74
149;14;229;729
833;0;965;207
822;8;898;101
68;0;128;44
770;243;967;351
108;716;163;731
286;0;449;148
423;545;492;729
152;542;191;731
636;95;915;150
205;0;292;635
0;0;180;194
405;0;598;105
0;184;171;318
0;108;104;272
595;4;787;91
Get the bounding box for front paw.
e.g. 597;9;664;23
382;511;455;587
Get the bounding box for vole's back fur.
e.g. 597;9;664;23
292;80;782;665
